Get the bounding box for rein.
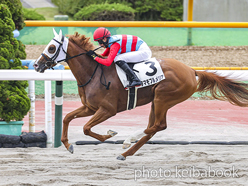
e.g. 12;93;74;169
77;63;99;88
42;36;113;89
76;63;110;90
52;39;119;64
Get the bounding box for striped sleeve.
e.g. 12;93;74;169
101;48;110;56
95;43;120;66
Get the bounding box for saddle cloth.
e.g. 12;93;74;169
115;57;165;89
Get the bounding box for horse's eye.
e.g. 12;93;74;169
48;46;56;53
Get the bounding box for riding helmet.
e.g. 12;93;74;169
93;27;111;41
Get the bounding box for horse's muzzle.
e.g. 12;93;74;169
33;63;46;73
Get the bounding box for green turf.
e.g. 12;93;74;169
19;27;248;46
27;81;78;95
26;80;210;97
26;80;248;100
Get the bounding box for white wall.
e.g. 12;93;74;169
183;0;248;22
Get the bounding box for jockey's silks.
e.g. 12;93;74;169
108;35;144;54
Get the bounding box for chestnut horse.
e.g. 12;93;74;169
34;30;248;160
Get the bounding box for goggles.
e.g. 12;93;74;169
98;40;104;45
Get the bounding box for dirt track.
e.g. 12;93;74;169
26;45;248;67
2;99;248;186
2;45;246;186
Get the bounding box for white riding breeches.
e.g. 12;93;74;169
114;42;152;63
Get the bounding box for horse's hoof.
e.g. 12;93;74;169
68;145;74;154
107;130;118;137
117;155;126;161
122;143;131;149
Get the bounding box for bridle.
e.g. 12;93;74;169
40;35;112;89
41;35;120;70
41;35;71;69
42;35;109;68
42;35;93;69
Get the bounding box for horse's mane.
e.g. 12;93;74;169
68;32;95;51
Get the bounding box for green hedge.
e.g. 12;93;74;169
130;0;183;21
0;0;25;30
0;3;30;122
53;0;183;21
74;3;135;21
23;8;46;20
53;0;95;17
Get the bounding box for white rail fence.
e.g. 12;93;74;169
0;70;75;146
1;69;248;146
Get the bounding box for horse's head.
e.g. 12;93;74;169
33;29;68;73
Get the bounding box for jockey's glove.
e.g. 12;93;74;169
86;50;97;60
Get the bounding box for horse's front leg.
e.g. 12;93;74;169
83;106;117;142
61;105;95;153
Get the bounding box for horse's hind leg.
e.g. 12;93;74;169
61;105;95;153
122;101;156;149
117;100;168;160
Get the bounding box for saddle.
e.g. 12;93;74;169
115;58;165;110
115;58;165;89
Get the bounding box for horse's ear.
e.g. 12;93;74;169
53;28;58;37
58;30;63;42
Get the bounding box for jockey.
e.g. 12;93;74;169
86;27;152;89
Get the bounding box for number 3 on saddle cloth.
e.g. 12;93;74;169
115;58;165;110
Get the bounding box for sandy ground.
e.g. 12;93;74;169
0;46;247;186
25;45;248;67
0;144;247;186
1;99;248;186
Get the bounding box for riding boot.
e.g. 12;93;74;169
116;60;142;88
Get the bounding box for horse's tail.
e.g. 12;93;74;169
195;71;248;107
